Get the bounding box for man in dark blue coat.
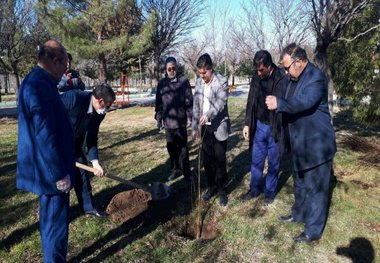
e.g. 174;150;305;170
60;84;115;218
266;43;336;243
17;40;75;262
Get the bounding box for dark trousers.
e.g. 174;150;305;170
40;193;69;263
250;120;280;199
202;125;227;193
165;127;191;178
75;154;95;212
291;160;332;239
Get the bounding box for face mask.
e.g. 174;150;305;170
96;108;106;115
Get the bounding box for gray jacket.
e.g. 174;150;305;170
192;71;231;141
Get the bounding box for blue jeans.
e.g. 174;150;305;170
250;120;280;199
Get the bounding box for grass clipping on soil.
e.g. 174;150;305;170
106;189;152;223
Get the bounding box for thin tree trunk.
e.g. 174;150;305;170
13;68;20;99
98;53;107;84
154;55;160;82
4;75;9;94
314;42;334;118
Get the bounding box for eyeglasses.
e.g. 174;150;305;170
167;67;176;72
283;60;296;72
99;99;112;110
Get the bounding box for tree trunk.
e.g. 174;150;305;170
4;75;9;94
314;41;334;118
154;54;160;82
14;72;20;101
98;53;107;84
12;64;20;99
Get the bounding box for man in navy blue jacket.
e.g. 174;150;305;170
266;43;336;243
17;40;75;262
60;85;115;218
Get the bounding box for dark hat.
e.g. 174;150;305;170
165;56;177;65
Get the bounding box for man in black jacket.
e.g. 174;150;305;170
155;57;193;182
61;84;115;218
241;50;287;205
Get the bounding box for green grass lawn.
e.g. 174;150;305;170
0;97;379;262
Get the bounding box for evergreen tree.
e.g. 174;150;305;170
328;2;380;126
41;0;155;83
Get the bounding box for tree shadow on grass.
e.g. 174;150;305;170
334;109;380;137
0;176;17;201
102;128;162;151
0;163;16;177
0;199;38;230
225;148;250;196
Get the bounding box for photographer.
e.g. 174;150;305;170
58;52;85;92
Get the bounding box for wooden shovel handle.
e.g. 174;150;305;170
76;162;98;173
75;162;150;192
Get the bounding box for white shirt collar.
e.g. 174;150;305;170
87;96;93;114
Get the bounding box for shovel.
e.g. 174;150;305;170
75;162;170;201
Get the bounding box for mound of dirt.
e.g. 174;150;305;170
106;189;152;223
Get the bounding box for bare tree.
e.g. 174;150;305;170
142;0;205;80
179;39;206;83
225;39;240;86
0;0;37;95
228;0;266;61
203;0;233;70
308;0;371;106
266;0;312;52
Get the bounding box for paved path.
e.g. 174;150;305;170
0;85;249;118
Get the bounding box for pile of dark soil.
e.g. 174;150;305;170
106;189;152;223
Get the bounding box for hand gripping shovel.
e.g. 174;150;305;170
75;162;170;201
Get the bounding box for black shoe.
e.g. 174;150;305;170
85;209;108;218
219;192;228;206
239;190;259;202
279;214;294;223
293;232;317;243
168;170;181;181
264;197;274;206
202;189;216;201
